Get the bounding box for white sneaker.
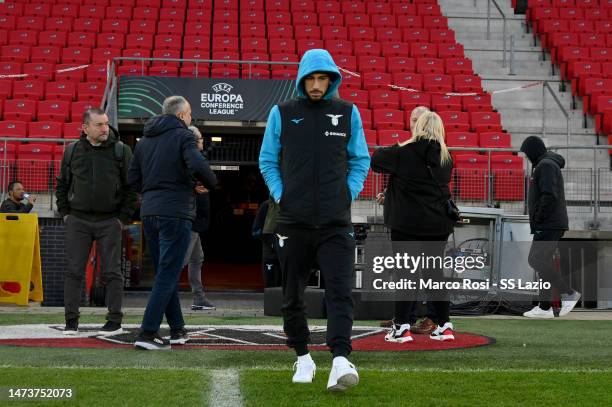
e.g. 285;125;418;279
327;356;359;391
559;291;581;317
430;322;455;341
523;306;554;319
292;354;316;383
384;323;413;343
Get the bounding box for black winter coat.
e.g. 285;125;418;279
128;114;217;221
527;152;568;232
371;139;454;236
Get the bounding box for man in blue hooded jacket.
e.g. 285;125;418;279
259;49;370;391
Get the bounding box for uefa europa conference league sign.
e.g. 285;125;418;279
118;76;297;121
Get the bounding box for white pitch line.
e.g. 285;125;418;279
209;369;243;407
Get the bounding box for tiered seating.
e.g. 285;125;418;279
0;0;521;202
523;0;612;147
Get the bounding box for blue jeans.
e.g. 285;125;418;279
141;216;192;333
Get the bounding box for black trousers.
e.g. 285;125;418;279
390;230;450;327
64;215;123;323
276;224;355;357
528;229;571;309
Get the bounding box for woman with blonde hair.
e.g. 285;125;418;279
371;110;455;343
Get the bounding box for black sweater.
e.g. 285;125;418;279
371;139;454;236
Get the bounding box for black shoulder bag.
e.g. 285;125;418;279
426;165;460;222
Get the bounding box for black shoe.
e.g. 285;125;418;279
134;332;171;350
63;318;78;336
98;321;123;336
191;298;216;310
169;328;189;345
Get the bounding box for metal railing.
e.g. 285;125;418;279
487;0;508;68
542;81;572;148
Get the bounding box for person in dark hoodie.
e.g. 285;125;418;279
371;110;456;344
519;136;581;319
56;107;137;336
128;96;217;350
182;125;215;311
259;49;370;390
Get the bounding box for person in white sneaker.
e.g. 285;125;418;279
520;137;581;319
371;110;456;343
259;50;369;391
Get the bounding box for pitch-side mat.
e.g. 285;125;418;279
0;325;495;351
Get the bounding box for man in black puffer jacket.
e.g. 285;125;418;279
520;136;580;319
128;95;217;350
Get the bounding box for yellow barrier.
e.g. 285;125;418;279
0;213;43;305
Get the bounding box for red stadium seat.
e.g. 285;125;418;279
213;37;240;52
381;42;410;58
293;12;318;26
322;26;348;41
340;89;368;109
29;121;63;139
446;132;479;157
155;35;183;50
25;4;52;18
432;94;462;112
325;40;353;57
157;21;184;35
462;94;493;112
438;43;465;59
187;8;212;22
46;82;77;102
453;74;482;93
430;29;456;44
13;81;45;101
334;55;356;71
491;155;525;201
241;10;265;24
16;143;54;192
77;82;105;102
291;1;315;12
73;18;101;33
297;40;325;56
52;4;79;18
378;129;410;146
376;27;402;43
240;24;265;38
92;48;122;64
126;34;154;50
0;121;27;138
371;15;396;29
97;33;125;49
211;67;240;78
393;72;423;91
9;31;38;47
439;111;470;132
212;23;238;37
363;72;392;90
445;58;473;75
342;73;362;90
183;36;211;52
397;15;423;29
373;109;404;130
38;101;70;122
319;13;343;27
295;25;321;41
363;129;377;146
265;0;289;11
411;43;438;59
400;91;431;111
454;154;489;201
152;49;181;68
269;38;296;54
354;41;381;57
349;27;375;42
67;32;96;49
387;57;416;74
423;74;452;93
270;53;299;70
403;28;429;43
360;108;372;129
23;63;55;82
1;46;31;63
0;80;12;100
369;90;399;110
267;12;291;26
416;58;445;74
159;8;184;21
341;1;365;14
62;47;92;65
130;20;156;35
471;112;503;133
479;131;512;154
38;31;67;48
345;14;369;27
55;64;85;82
133;7;160;20
149;66;179;76
358;56;386;74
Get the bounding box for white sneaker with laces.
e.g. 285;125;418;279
384;323;413;343
327;356;359;391
292;354;316;383
430;322;455;341
559;291;581;317
523;306;554;319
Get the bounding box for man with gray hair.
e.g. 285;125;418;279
128;96;217;350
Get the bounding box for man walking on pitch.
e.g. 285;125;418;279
520;136;581;319
259;49;370;391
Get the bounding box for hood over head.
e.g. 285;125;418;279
295;49;342;99
143;114;187;138
520;136;547;164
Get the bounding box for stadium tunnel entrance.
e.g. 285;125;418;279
119;125;268;293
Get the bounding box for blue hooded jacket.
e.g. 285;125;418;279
259;49;370;209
